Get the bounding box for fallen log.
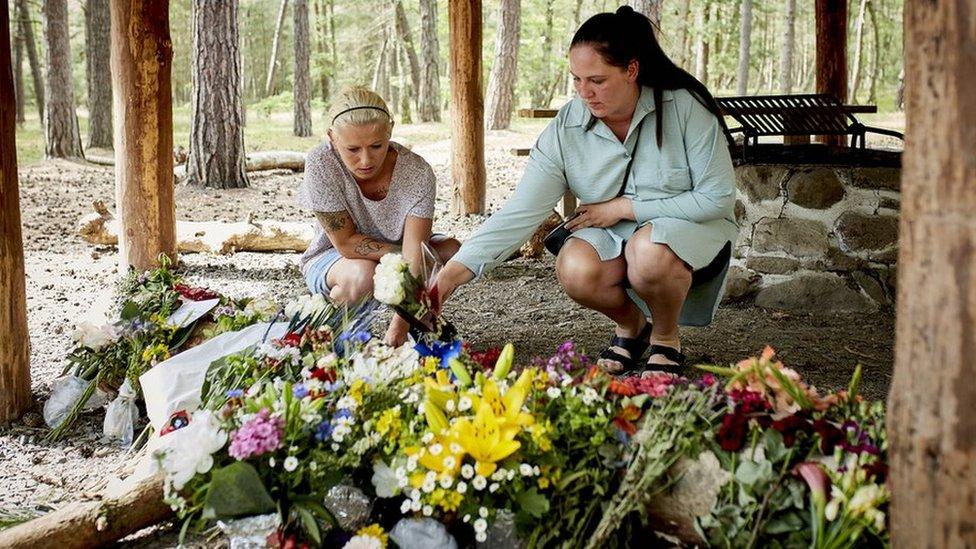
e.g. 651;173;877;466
78;202;313;254
91;150;307;175
0;472;172;549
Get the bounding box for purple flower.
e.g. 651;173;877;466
334;409;354;420
315;420;333;441
292;384;309;399
226;389;244;398
228;409;284;460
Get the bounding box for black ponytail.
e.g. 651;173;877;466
571;6;724;147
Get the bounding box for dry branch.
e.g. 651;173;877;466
78;202;313;254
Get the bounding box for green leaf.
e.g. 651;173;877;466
120;300;140;321
517;487;550;518
296;505;321;545
203;462;276;519
764;511;805;534
761;428;788;463
734;459;772;487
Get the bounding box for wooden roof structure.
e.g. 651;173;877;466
1;2;974;545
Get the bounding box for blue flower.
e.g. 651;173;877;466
292;384;309;399
414;339;463;368
323;380;344;393
333;409;354;420
226;389;244;398
315;421;333;441
338;329;371;344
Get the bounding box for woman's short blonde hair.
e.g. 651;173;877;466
328;87;394;134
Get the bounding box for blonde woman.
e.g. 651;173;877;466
298;87;459;345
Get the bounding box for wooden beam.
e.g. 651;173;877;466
889;0;976;545
110;0;176;271
814;0;847;146
0;0;33;423
448;0;485;215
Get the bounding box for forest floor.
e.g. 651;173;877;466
1;115;902;546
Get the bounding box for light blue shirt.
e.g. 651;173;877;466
453;86;739;326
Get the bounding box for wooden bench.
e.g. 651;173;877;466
715;93;904;161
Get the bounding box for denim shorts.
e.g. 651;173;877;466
303;248;344;295
302;234;449;296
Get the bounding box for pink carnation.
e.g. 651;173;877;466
228;409;284;460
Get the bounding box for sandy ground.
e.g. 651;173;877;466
0;130;894;544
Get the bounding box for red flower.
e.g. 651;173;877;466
716;413;749;451
468;346;502;370
310;367;336;383
613;416;637;436
812;418;845;453
277;332;303;348
771;414;811;447
173;283;221;301
608;378;638;396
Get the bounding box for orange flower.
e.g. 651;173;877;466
608;378;637;396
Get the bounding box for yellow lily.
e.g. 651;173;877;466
452;401;521;477
424;369;456;412
469;369;536;437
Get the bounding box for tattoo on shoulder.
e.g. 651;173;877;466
354;237;384;256
317;211;348;232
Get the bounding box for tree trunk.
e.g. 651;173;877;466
866;0;879;104
484;0;519;130
85;0;112;149
779;0;795;93
13;2;25;125
397;42;412;123
371;34;389;101
17;0;43;124
312;0;329;108
389;22;401;115
815;0;846;145
111;0;176;271
0;0;32;424
41;0;84;159
735;0;752;95
676;0;691;67
186;0;249;189
418;0;440;122
694;1;710;86
447;0;485;215
531;0;554;108
629;0;661;30
847;0;868;103
889;1;976;546
566;0;583;96
264;0;288;97
393;0;421;113
292;0;311;137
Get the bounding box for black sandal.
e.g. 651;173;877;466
597;322;653;375
641;344;687;377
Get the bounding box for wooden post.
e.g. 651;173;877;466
110;0;176;272
448;0;486;215
0;0;32;423
814;0;846;146
888;1;976;546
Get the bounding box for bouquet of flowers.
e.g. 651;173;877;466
47;256;279;441
373;252;455;342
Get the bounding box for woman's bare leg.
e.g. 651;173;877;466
555;238;647;368
326;258;379;304
624;224;692;366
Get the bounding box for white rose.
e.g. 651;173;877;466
154;410;227;490
72;321;119;350
371;460;400;498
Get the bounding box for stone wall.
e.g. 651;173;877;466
724;165;900;313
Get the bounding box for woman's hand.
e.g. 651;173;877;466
433;260;475;304
384;314;410;347
565;197;635;231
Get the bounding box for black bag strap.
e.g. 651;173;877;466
616;117;645;198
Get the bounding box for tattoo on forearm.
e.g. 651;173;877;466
354;237;385;256
317;211;348;232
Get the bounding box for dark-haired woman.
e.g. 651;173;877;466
435;6;738;376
